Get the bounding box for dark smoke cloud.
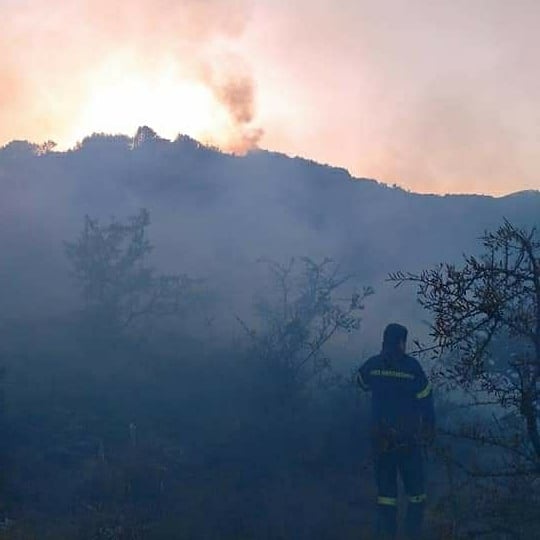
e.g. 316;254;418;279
200;53;263;153
214;76;256;124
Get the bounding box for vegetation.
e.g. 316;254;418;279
390;220;540;537
239;257;372;397
0;211;375;539
64;209;193;342
0;190;538;537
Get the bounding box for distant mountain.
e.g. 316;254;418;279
0;128;539;338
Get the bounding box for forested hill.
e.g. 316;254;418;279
1;126;539;330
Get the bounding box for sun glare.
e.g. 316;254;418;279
65;64;231;149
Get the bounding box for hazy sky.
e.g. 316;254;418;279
1;0;539;195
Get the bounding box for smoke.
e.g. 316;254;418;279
4;0;540;193
201;53;264;153
213;75;255;124
0;64;20;111
236;127;264;153
0;0;262;151
242;0;540;195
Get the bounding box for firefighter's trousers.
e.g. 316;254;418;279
374;443;426;539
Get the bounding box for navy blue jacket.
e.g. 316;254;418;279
358;352;435;444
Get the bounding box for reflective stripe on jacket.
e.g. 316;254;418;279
358;352;435;443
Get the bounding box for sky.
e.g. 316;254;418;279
1;0;539;196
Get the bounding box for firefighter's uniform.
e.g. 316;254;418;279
358;351;435;539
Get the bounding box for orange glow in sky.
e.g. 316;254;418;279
66;59;230;148
1;0;539;196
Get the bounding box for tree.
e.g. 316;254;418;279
65;209;192;342
239;257;373;400
389;220;540;536
390;219;540;471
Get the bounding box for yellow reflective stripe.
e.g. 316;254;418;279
416;382;432;399
370;369;415;380
408;494;427;503
357;372;369;390
377;496;398;506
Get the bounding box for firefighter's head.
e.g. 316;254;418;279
382;323;408;355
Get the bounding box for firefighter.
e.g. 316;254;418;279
357;323;435;539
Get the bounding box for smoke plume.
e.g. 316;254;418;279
0;0;260;151
201;54;263;153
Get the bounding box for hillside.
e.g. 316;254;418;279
0;127;538;336
1;128;540;538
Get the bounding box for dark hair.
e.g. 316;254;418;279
382;323;408;352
